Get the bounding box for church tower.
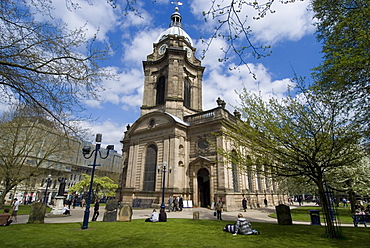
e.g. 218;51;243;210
140;6;204;119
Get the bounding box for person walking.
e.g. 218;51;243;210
242;197;247;212
168;195;173;212
173;196;179;212
10;198;19;223
92;199;100;221
215;198;223;220
178;195;183;211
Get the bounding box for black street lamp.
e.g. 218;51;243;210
81;133;114;230
43;174;52;205
157;161;172;209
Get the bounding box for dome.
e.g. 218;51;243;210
156;8;193;46
156;26;193;46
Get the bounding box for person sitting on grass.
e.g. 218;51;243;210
223;213;259;235
145;209;159;222
159;207;167;222
0;208;13;226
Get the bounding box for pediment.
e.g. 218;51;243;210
189;156;215;166
126;111;189;135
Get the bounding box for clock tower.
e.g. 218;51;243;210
118;4;286;211
140;6;205;119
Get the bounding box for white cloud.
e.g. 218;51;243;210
83;67;144;110
31;0;119;41
202;62;294;112
79;119;127;154
190;0;315;45
122;28;164;66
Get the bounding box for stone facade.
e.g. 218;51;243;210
117;8;286;211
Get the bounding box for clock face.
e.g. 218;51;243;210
198;139;209;149
184;46;192;58
159;44;168;55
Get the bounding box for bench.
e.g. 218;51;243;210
132;199;153;209
352;215;370;227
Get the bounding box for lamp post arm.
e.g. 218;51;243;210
83;151;95;160
99;148;111;159
82;143;99;230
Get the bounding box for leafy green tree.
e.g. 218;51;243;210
312;0;370;136
220;86;365;238
68;174;118;202
0;106;74;208
327;156;370;212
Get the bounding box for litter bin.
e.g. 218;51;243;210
309;210;321;225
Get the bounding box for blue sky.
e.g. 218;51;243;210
22;0;323;152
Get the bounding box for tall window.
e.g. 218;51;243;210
143;145;157;191
256;164;263;193
231;150;239;192
156;76;165;105
246;156;253;192
264;166;270;193
184;78;191;108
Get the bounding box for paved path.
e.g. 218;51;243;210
13;204;356;227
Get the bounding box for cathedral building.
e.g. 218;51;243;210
117;6;286;211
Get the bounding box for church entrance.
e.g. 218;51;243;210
197;168;210;207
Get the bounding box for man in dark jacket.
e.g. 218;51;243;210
92;199;100;221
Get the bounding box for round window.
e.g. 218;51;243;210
149;119;156;127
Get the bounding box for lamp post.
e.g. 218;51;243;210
157;161;172;209
43;175;52;204
81;133;114;230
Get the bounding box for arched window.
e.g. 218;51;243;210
184;78;191;108
231;150;239;192
156;76;165;105
143;144;157;191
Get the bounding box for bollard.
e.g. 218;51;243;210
193;211;199;220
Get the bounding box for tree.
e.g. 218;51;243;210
68;174;117;202
0;0;112;127
312;0;370;137
327;156;370;212
219;85;365;238
0;106;74;208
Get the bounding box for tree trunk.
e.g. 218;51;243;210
317;182;342;239
0;184;14;208
348;190;356;214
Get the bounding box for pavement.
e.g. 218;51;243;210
13;204;358;227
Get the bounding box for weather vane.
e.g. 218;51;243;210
171;1;183;11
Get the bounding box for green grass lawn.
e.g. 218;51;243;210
269;206;358;224
1;205;52;215
1;219;369;248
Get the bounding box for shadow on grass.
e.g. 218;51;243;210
1;219;369;248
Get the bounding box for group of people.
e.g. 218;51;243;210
223;213;260;235
167;195;183;212
355;203;370;215
0;198;20;226
145;208;167;222
2;196;260;236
